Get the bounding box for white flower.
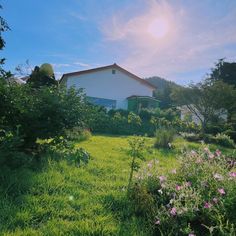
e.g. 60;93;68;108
158;189;163;194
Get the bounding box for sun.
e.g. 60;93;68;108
147;17;169;39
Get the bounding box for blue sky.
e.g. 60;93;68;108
1;0;236;84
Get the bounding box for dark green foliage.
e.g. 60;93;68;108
0;129;32;168
36;136;91;167
0;5;11;79
146;76;183;108
67;147;90;167
172;81;236;134
0;82;89;149
224;130;236;142
180;132;201;142
89;107;191;136
208;59;236;87
154;128;175;148
64;127;91;142
27;64;58;87
200;133;235;148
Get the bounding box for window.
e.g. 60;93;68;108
87;96;116;109
112;69;116;74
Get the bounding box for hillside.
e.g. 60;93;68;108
145;76;183;108
145;76;182;91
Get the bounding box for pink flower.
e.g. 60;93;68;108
189;234;196;236
212;197;218;204
229;172;236;177
155;219;160;225
176;185;182;191
159;175;166;182
171;169;177;174
170;207;177;216
215;149;221;157
204;202;212;209
191;150;197;155
218;188;225;195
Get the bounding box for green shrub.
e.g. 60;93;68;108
0;82;90;149
36;137;90;167
0;129;32;168
66;147;90;167
154;128;175;148
214;133;235;148
180;132;201;142
130;146;236;235
202;133;235;148
64;127;91;142
224;129;236;142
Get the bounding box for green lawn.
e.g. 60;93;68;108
0;135;234;236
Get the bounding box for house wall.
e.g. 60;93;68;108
66;68;153;109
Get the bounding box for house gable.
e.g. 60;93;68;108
60;63;156;90
60;64;157;110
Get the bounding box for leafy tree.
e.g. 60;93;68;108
207;59;236;124
171;81;236;133
146;76;183;108
153;84;174;108
0;82;89;148
27;63;58;87
208;59;236;87
0;5;11;79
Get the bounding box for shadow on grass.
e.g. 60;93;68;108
0;165;37;233
93;133;130;139
102;193;152;236
0;152;50;234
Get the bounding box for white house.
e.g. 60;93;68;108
60;63;158;111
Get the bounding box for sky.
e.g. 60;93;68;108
1;0;236;84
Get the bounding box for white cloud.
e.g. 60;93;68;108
99;0;236;83
52;63;71;68
73;61;91;67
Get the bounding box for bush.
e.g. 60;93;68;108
0;82;90;149
0;129;32;168
180;132;201;142
214;133;235;148
224;129;236;143
154;128;175;148
130;146;236;235
64;127;91;142
202;133;235;148
36;137;90;167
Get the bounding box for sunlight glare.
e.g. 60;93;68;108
147;18;169;39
